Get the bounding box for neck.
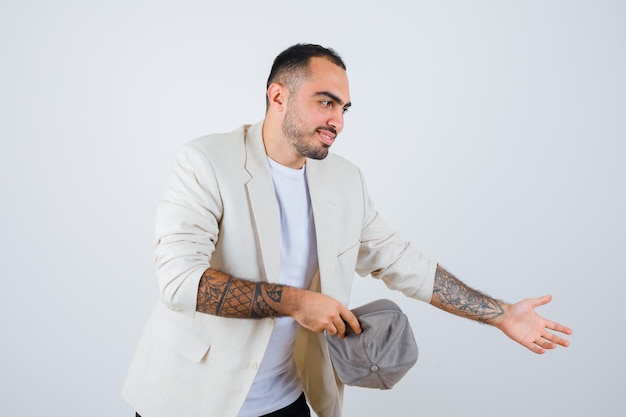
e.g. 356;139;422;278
262;118;306;169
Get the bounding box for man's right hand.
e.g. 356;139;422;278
285;288;362;338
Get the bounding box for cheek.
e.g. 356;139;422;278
312;109;332;125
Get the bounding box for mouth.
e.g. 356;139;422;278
316;128;337;146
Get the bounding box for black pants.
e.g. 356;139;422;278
136;392;311;417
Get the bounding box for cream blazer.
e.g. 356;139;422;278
122;121;436;417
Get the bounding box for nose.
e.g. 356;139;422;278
328;107;344;134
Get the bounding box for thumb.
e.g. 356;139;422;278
534;294;553;307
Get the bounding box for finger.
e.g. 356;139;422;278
545;319;573;336
341;310;362;335
526;342;546;355
535;337;557;350
542;331;570;348
334;318;347;339
326;324;337;336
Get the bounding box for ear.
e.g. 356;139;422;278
267;83;287;111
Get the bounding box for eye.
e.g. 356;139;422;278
320;100;332;107
341;107;350;114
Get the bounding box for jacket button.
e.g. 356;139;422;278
249;362;259;371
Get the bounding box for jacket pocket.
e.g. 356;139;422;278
148;304;213;363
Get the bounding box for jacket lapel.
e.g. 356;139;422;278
244;122;281;284
306;159;340;296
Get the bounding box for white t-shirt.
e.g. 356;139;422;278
237;158;318;417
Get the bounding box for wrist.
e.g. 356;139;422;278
280;285;306;318
490;301;509;328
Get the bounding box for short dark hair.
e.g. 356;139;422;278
265;43;346;108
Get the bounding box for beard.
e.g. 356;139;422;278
281;104;333;160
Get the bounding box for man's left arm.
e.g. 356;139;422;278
431;264;572;354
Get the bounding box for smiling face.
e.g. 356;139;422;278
266;57;351;167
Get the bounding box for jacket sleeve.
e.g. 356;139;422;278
354;169;437;303
153;143;222;317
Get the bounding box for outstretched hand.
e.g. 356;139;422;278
496;294;572;354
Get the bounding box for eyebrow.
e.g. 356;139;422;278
314;91;352;109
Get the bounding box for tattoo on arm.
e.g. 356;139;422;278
432;265;504;323
196;269;284;318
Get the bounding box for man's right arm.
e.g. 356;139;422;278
196;268;361;338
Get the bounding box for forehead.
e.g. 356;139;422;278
299;57;351;102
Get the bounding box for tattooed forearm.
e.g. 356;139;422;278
432;264;504;323
196;268;284;318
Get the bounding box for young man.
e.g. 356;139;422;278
122;44;571;417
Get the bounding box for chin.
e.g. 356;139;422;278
295;141;330;160
306;146;330;160
307;152;329;160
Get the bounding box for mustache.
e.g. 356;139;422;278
316;126;337;136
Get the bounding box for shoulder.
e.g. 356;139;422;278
185;124;250;156
173;123;260;171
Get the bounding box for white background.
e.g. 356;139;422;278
1;1;624;416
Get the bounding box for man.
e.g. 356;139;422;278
122;44;571;417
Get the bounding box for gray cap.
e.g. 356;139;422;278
326;299;418;390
